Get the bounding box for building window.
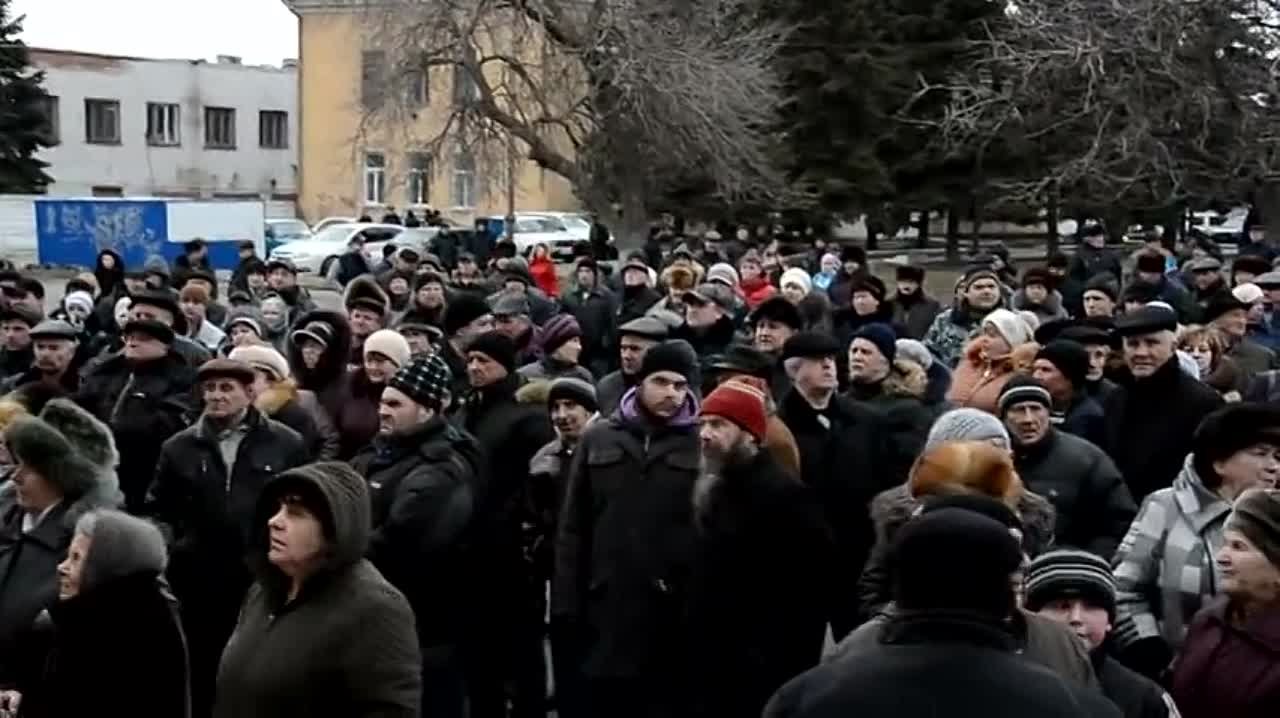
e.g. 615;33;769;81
259;110;288;149
84;99;121;144
451;150;476;209
452;64;479;106
364;152;386;205
362;50;386;108
146;103;181;146
405;68;428;105
36;95;59;145
204;107;236;149
406;152;431;205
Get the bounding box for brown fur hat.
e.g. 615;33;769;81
908;440;1024;508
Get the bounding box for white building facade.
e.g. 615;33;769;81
31;49;298;211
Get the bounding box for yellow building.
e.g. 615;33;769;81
284;0;578;224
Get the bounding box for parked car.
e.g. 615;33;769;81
1188;208;1249;242
312;216;357;233
265;219;312;256
489;214;582;258
268;223;403;274
523;211;593;242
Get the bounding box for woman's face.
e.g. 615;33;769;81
781;282;807;305
100;254;115;270
57;532;91;600
821;256;840;274
267;494;327;577
740;260;761;281
1186;342;1214;374
1215;444;1280;497
228;325;258;347
534;244;548;259
981;324;1012;357
389;277;409;296
418;283;445;308
1216;527;1280;603
261;299;287;328
300;339;324;369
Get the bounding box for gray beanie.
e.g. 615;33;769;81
76;509;168;592
925;408;1011;452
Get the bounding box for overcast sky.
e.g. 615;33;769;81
12;0;299;66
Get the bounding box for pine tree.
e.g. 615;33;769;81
0;2;53;193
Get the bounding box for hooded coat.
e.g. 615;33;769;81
1170;597;1280;718
287;309;354;425
946;338;1037;413
254;377;340;461
0;400;123;677
561;273;617;376
846;358;935;483
214;463;421;718
16;511;190;718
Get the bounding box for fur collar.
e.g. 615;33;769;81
869;483;1057;558
883;359;928;400
255;378;299;416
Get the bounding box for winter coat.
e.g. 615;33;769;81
1169;597;1280;718
350;417;483;655
189;319;226;351
595;369;635;418
550;390;702;682
1058;394;1108;448
922;304;987;368
671;315;738;360
274;284;318;326
617;285;662;326
527;435;578;578
777;389;891;637
1244;368;1280;402
1069;244;1123;285
831;306;905;354
686;448;833;718
857;484;1057;621
1203;355;1249;399
945;339;1032;415
1012;428;1137;558
289;309;354;416
17;573;190;718
562;281;617;376
1102;357;1223;501
529;254;561;298
1113;457;1229;657
518;356;595;384
1094;651;1175;718
0;346;32;382
331;369;385;460
335;250;373;287
769;613;1111;718
1226;336;1279;376
739;276;777;310
1012;288;1069;324
214;465;421;718
846;359;934;483
75;350;197;512
887;292;942;340
255;378;340;461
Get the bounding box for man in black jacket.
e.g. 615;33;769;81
145;358;307;718
552;341;702;718
562;257;617;377
0;304;39;380
1102;306;1223;500
776;331;890;639
1032;339;1107;447
351;354;482;718
615;256;661;325
596;316;668;416
1027;550;1176;718
999;376;1137;558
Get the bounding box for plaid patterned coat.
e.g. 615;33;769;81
1113;457;1230;651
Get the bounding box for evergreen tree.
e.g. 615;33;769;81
0;2;54;193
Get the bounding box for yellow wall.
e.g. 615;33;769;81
295;11;578;224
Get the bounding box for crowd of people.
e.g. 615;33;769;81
0;222;1277;717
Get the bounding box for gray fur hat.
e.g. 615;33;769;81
75;509;167;592
3;398;121;514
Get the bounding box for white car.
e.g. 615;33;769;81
524;211;593;242
312;216;357;233
1188;208;1249;242
269;223;404;274
505;214;582;258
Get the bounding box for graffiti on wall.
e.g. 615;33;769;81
36;200;168;267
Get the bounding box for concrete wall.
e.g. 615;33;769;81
31;49;299;202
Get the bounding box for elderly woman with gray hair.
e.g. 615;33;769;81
0;510;189;718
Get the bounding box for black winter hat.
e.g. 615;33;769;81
4;401;112;500
895;264;925;283
1202;294;1251;325
1192;403;1280;486
1036;340;1090;388
1232;254;1272;278
840;245;867;265
849;275;887;302
389;354;453;410
1021;266;1052;289
750;296;804;331
638;340;699;381
1083;274;1120;302
548;377;599;413
781;332;841;361
465;331;518;374
891;507;1023;618
997;375;1053;416
443;294;492;337
121;318;175;345
1025;549;1118;622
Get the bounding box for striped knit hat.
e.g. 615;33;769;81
1025;549;1117;621
997;375;1053;416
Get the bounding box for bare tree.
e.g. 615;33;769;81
354;0;791;238
913;0;1280;220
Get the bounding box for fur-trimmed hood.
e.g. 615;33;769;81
515;378;552;406
288;308;353;391
255;376;299;416
883;358;928;400
1;398;122;525
869;482;1056;559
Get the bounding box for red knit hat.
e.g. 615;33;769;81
701;377;768;442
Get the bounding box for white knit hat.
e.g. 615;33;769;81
229;345;291;381
363;329;411;368
780;267;813;296
982;308;1033;348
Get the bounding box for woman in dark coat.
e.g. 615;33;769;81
8;509;189;718
214;462;420;718
287;309;353;425
1169;488;1280;718
230;344;340;461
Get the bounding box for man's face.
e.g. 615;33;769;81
33;338;76;374
349;308;383;338
1;320;30;351
180;298;206;325
1192;269;1220;290
457;314;494;342
1213;308;1249;339
1005;401;1050;445
576;268;596;289
130;303;175;327
494;313;530;339
1082;291;1115;318
300;339;324;369
619;335;657;375
466;352;508;388
202;378;251;419
684;299;722;329
623;267;648;288
848;339;889;384
639;371;689;418
388;277;409;296
378;386;430;435
896;279;919;296
754;319;794;354
418;283;445;308
1024;283;1048;304
842;260;861;276
1037;598;1111;650
1084;344;1109;382
124;277;147;294
699;414;747;459
228;325;258;347
268;268;296;290
1123;331;1174;378
123;331;167;361
14;293;41;314
1031;359;1072;403
793;355;837;393
965;278;1000;309
550;399;591;442
403;331;433;357
851;290;879;316
247;272;267;291
1084;232;1105;249
363;352;398;383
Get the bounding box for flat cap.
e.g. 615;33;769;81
1185;256;1223;273
196;358;257;385
683;283;736;311
121;318;175;345
618;316;669;341
490;293;531;317
781;331;841;360
29;319;80;341
1113;305;1178;337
